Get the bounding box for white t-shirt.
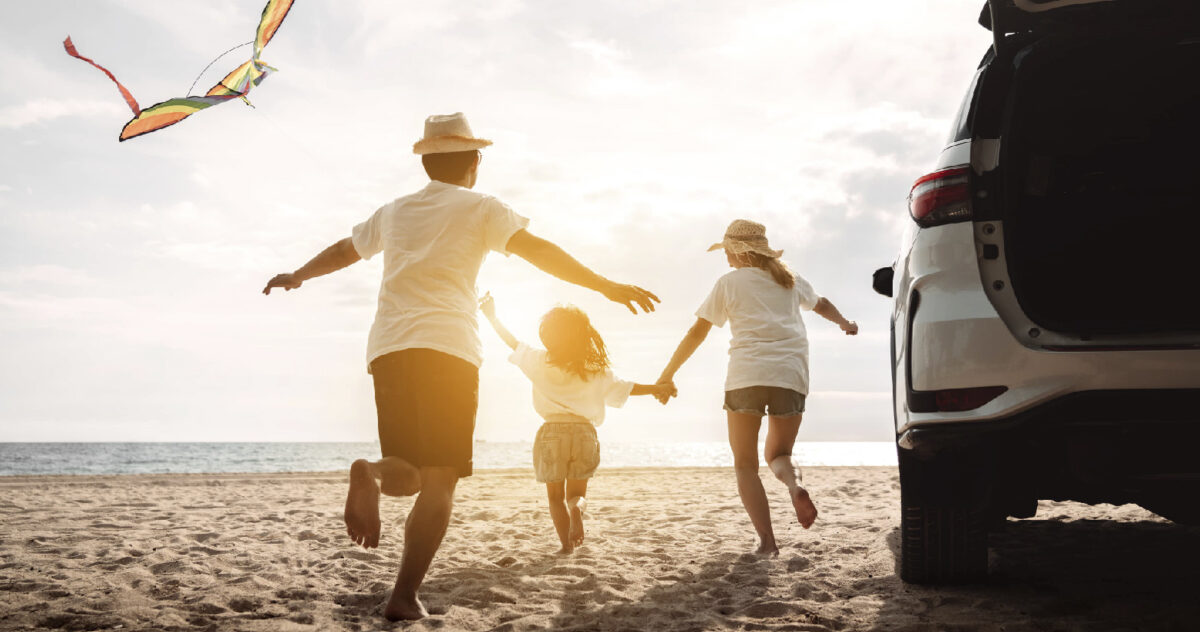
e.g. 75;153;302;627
351;180;529;371
509;343;634;427
695;267;821;394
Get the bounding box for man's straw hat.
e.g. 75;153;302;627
412;112;493;155
707;219;784;258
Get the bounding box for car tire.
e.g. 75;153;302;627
898;446;989;584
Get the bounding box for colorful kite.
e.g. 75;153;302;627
64;0;294;141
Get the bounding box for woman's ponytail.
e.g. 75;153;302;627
744;252;795;289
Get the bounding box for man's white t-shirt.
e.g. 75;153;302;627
695;267;821;394
509;343;634;427
351;180;529;371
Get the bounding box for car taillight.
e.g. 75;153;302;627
909;385;1007;413
933;386;1007;412
908;166;971;227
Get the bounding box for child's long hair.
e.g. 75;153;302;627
738;251;796;289
539;305;611;380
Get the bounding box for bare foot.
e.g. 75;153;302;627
344;459;381;549
755;542;780;557
556;545;574;555
567;496;586;547
791;486;818;529
383;591;428;621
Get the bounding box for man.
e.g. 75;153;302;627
262;112;657;621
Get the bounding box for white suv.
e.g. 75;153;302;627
875;0;1200;583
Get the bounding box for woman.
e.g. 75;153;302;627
657;219;857;555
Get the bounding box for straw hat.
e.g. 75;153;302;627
707;219;783;258
412;112;493;155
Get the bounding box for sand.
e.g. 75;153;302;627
1;466;1198;631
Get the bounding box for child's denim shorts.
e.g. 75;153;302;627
533;417;600;483
724;386;806;417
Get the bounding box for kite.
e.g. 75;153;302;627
64;0;294;141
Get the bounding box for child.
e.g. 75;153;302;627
480;294;676;554
656;219;857;556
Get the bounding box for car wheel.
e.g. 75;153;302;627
898;445;989;583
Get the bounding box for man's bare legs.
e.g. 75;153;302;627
344;456;421;549
765;415;817;529
546;481;573;554
566;479;588;548
727;412;778;556
384;466;458;621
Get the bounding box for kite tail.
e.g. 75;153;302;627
63;37;141;116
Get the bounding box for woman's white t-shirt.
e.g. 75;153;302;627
695;267;820;394
509;343;634;427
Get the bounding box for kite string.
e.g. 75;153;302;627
186;40;254;96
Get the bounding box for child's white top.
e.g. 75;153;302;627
695;267;820;394
509;343;634;427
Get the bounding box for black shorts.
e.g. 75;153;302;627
371;348;479;478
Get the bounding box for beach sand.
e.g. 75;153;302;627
2;466;1198;631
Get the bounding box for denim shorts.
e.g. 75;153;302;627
724;386;806;417
533;421;600;483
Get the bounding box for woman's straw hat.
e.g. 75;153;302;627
412;112;493;155
707;219;784;258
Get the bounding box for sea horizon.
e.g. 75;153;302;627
0;441;897;476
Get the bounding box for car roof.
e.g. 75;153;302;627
979;0;1199;34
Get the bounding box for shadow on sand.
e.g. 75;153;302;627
860;517;1200;631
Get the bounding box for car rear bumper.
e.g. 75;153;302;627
900;389;1200;502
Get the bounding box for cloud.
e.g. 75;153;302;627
0;265;95;287
0;98;126;129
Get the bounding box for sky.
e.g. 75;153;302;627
0;0;991;444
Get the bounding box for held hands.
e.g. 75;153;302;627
601;280;660;315
841;320;859;336
653;379;677;405
262;273;302;295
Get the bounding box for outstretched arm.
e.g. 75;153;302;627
263;237;361;295
478;294;519;351
813;297;858;335
504;229;659;314
657;318;714;386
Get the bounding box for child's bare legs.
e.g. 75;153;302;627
765;415;817;529
546;481;574;554
566;479;588;547
345;456;421;549
727;411;777;555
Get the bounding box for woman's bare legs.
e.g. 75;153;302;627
765;415;817;529
566;479;589;547
546;481;574;554
727;411;777;555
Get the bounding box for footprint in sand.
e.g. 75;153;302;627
787;556;813;572
738;601;801;618
792;584;835;603
227;597;262;612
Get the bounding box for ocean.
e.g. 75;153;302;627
0;442;896;476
